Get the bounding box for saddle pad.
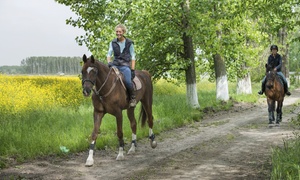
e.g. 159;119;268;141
112;67;142;91
133;76;142;91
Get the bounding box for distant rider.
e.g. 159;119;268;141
258;45;291;96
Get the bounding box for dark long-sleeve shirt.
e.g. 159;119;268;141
267;53;282;72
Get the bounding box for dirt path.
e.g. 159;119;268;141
1;89;300;180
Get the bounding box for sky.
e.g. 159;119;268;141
0;0;90;66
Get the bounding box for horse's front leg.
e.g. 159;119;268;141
115;111;125;161
127;108;137;154
267;99;275;124
276;100;283;124
85;110;104;167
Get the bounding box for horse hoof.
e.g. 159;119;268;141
127;147;135;154
127;150;135;154
151;140;157;149
268;123;274;128
116;155;125;161
85;159;94;167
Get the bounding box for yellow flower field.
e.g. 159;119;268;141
0;75;84;115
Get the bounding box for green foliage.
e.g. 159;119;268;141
289;31;300;72
54;0;273;81
55;0;299;109
271;133;300;180
153;79;185;95
270;107;300;180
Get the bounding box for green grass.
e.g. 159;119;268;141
270;112;300;180
0;79;262;169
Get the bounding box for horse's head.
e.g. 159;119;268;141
81;54;98;97
265;63;276;89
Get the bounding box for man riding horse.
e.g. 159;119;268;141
258;45;291;96
107;24;137;108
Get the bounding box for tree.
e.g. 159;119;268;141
55;0;299;106
56;0;201;108
20;56;81;74
247;0;300;85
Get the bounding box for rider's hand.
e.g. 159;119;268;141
108;62;113;68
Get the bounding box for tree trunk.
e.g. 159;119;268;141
183;33;200;108
284;44;290;86
182;0;200;109
237;63;252;94
237;73;252;94
213;54;229;101
278;26;290;86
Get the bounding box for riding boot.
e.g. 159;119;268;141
128;88;136;108
283;82;291;96
258;81;265;95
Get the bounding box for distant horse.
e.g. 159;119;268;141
81;54;157;167
264;63;285;127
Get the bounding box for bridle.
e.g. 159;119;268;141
82;66;122;99
266;70;276;80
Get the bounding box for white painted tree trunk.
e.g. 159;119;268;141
216;75;229;101
186;83;200;108
236;73;252;94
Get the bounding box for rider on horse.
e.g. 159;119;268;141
107;24;137;107
258;45;291;96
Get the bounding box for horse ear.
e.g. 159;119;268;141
91;55;95;63
83;54;87;63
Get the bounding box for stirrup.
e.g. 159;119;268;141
285;91;291;96
258;90;263;95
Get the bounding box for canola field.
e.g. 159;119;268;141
0;74;84;116
0;74;92;162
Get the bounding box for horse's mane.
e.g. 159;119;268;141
265;63;273;73
89;57;109;70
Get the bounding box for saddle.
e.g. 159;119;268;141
111;67;142;91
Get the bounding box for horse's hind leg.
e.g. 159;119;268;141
127;108;137;154
141;102;157;149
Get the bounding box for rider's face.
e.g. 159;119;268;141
271;49;277;55
115;28;124;40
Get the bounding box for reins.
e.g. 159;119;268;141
266;70;283;91
93;67;126;100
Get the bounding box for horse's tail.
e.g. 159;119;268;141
139;105;147;128
139;70;153;128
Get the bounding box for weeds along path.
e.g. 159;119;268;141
1;89;300;180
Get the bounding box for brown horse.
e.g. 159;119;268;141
264;64;285;127
81;54;157;167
